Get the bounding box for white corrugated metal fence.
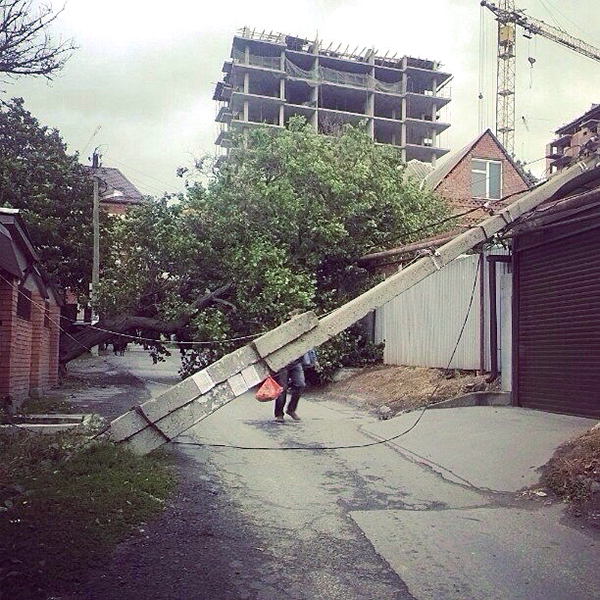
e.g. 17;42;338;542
374;249;511;373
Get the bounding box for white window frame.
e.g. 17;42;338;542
471;159;502;200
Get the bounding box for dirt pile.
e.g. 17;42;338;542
541;426;600;526
322;364;499;414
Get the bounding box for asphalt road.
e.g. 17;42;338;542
72;348;598;600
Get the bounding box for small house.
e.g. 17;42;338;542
0;208;61;411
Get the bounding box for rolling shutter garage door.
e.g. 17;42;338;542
515;223;600;418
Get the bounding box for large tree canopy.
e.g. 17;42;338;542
69;118;448;374
0;97;108;295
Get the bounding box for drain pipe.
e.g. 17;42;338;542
486;255;511;383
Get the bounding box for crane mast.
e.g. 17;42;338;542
481;0;600;157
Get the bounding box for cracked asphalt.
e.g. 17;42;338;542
68;348;598;600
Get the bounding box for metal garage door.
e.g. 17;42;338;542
515;223;600;418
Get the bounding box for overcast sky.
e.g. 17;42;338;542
6;0;599;196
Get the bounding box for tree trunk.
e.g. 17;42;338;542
59;284;232;365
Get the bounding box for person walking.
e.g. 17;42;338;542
273;349;317;422
273;309;318;422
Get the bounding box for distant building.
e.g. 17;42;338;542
66;166;146;325
0;208;61;410
214;27;452;164
82;166;145;216
546;103;599;174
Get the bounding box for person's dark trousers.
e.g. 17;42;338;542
274;362;306;417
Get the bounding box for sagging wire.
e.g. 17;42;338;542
172;255;482;452
0;272;96;353
8;201;504;350
497;185;600;242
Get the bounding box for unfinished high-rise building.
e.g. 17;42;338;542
214;28;452;164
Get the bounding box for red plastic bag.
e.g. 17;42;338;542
255;376;283;402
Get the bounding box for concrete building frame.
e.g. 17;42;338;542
214;28;453;164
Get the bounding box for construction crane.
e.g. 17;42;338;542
481;0;600;156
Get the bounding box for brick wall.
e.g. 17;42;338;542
10;299;33;402
48;303;60;387
0;274;17;400
0;275;60;407
436;132;529;223
101;201;130;216
29;291;50;396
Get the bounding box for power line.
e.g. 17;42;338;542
4;234;481;452
0;272;94;353
85;324;262;347
537;0;566;32
5;169;539;353
104;154;178;191
173;256;482;452
538;0;599;45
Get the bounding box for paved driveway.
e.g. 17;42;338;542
177;394;597;599
75;351;599;599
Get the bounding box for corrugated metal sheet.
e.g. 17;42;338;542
375;249;510;370
515;225;600;419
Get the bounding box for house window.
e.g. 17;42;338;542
44;301;50;328
17;288;32;321
471;159;502;199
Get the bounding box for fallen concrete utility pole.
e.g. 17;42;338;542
107;155;599;455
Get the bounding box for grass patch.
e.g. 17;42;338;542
0;427;175;599
541;427;600;525
17;393;77;415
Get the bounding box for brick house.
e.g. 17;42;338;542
356;129;532;377
422;128;531;224
82;165;145;216
360;129;532;273
0;208;61;411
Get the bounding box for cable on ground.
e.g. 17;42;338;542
172;254;482;452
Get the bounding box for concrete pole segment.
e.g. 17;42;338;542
108;156;598;455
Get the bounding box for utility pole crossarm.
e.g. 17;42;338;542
481;1;600;63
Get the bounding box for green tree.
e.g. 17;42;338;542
0;97;110;295
67;118;449;372
185;120;446;312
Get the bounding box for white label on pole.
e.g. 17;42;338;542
228;373;249;397
241;364;262;388
192;370;215;394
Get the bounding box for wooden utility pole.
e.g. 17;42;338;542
92;149;100;306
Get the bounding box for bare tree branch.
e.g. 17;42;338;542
0;1;75;81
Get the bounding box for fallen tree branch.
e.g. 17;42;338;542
59;284;233;365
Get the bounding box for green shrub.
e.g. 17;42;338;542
315;325;384;383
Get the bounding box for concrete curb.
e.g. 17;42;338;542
2;413;96;433
428;391;511;409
